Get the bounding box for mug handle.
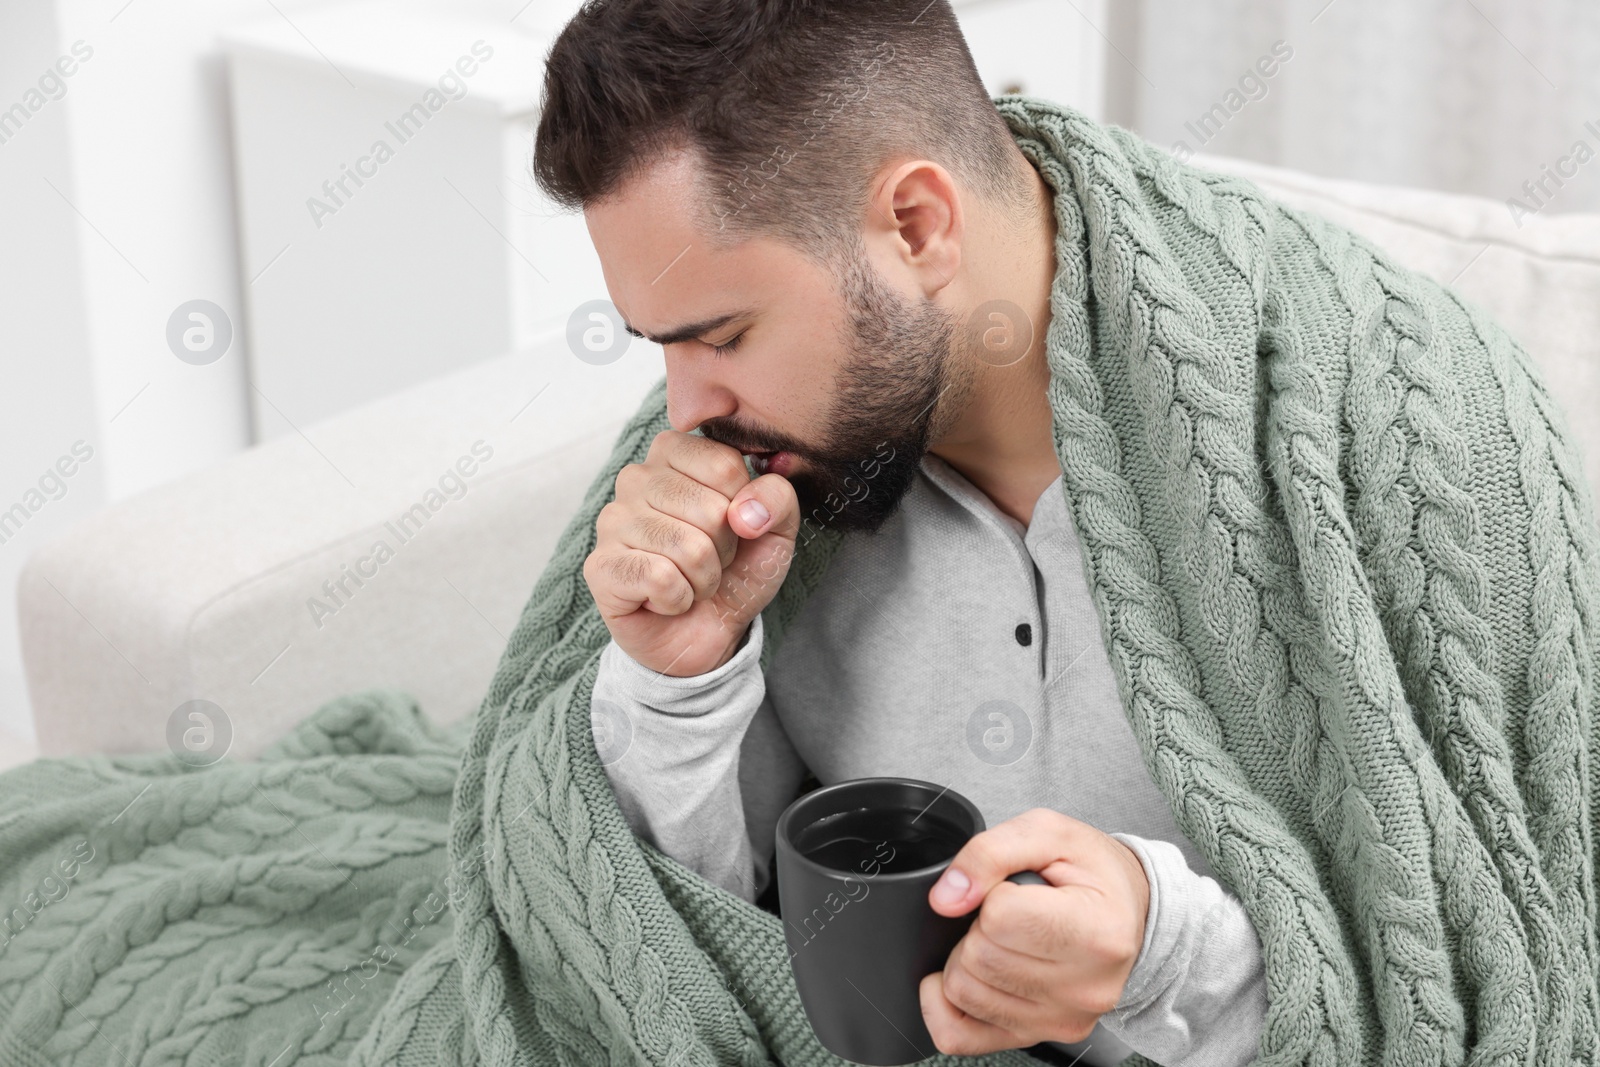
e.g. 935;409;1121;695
1005;870;1049;887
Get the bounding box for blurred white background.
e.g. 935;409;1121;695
2;0;1596;758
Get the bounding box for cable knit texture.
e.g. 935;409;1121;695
0;96;1597;1066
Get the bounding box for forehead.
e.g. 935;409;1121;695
585;148;713;279
583;148;808;334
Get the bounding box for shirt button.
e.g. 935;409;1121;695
1015;623;1032;647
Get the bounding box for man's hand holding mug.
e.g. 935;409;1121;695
919;807;1153;1055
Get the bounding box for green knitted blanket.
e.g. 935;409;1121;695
3;95;1598;1066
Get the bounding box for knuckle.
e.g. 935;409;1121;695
594;552;634;595
595;500;622;538
1018;903;1062;949
638;512;682;552
944;973;1015;1037
698;489;736;529
691;491;729;534
961;936;1006;982
613;552;651;589
676;475;711;516
648;470;689;511
709;454;747;490
685;534;720;581
645;552;677;589
645;556;691;609
981;893;1052;948
941;966;980;1014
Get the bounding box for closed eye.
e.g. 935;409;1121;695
710;332;745;359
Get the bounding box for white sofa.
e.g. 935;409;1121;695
17;339;667;760
16;152;1600;762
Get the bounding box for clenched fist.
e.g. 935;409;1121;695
583;429;801;677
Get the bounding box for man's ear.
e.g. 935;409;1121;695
867;159;964;299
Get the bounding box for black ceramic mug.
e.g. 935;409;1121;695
773;777;1048;1066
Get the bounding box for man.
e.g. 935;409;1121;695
582;117;1248;1065
556;5;1260;1065
0;2;1591;1063
531;1;1600;1066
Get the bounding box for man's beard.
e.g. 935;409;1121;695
702;252;967;536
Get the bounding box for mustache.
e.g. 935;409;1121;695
698;421;806;456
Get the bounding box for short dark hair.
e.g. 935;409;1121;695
532;0;1034;268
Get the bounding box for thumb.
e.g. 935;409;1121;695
711;475;801;629
726;473;800;542
928;808;1081;916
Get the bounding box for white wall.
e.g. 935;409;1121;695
1103;0;1600;215
0;0;104;751
0;0;582;744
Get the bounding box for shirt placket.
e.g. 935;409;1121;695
918;458;1049;685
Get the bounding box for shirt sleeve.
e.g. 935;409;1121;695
591;613;800;902
1098;831;1269;1067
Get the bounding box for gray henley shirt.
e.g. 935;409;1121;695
592;451;1268;1067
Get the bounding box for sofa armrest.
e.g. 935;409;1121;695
19;333;665;761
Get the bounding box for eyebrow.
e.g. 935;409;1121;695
621;309;752;347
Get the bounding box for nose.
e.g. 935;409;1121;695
663;344;736;433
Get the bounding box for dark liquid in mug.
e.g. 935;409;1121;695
796;805;970;874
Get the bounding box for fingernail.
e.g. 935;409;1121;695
932;867;969;906
739;499;770;530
